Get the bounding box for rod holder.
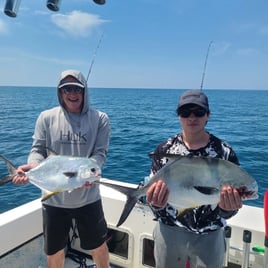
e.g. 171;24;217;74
93;0;106;5
242;230;252;268
4;0;21;17
46;0;61;12
223;226;232;267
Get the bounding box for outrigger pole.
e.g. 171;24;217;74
86;33;104;82
200;40;213;91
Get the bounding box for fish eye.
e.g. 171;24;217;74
91;168;96;172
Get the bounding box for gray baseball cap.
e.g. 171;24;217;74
178;89;209;111
58;69;86;89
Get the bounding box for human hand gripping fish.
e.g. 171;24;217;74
12;163;38;184
219;185;243;211
146;180;170;208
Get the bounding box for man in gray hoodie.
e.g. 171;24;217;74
13;69;111;268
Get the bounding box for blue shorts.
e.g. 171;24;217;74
42;200;108;255
153;221;225;268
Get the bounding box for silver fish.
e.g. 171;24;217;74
0;155;101;201
97;155;258;227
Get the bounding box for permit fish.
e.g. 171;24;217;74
0;155;101;201
97;155;258;227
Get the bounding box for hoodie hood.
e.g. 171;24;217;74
57;69;89;114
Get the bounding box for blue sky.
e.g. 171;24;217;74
0;0;267;89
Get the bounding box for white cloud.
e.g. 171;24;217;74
51;10;108;37
211;41;231;56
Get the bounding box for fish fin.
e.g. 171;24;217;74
116;195;139;227
194;186;219;195
41;191;61;202
63;172;77;178
0;155;18;184
95;180;140;227
0;175;13;186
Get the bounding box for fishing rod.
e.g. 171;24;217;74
200;40;213;91
86;33;104;82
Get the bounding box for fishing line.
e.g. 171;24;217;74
86;33;104;82
200;40;213;91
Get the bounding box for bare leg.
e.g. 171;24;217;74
91;242;110;268
47;249;65;268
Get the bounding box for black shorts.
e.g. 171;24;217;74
42;200;108;255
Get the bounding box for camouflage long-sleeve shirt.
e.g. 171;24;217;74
149;132;239;234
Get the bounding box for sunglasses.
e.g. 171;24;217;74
179;108;207;118
61;86;84;94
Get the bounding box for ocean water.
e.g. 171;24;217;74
0;87;267;213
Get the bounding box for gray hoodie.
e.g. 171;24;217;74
28;69;110;208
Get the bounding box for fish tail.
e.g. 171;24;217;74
0;155;17;185
0;175;13;185
116;194;139;227
96;180;141;227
